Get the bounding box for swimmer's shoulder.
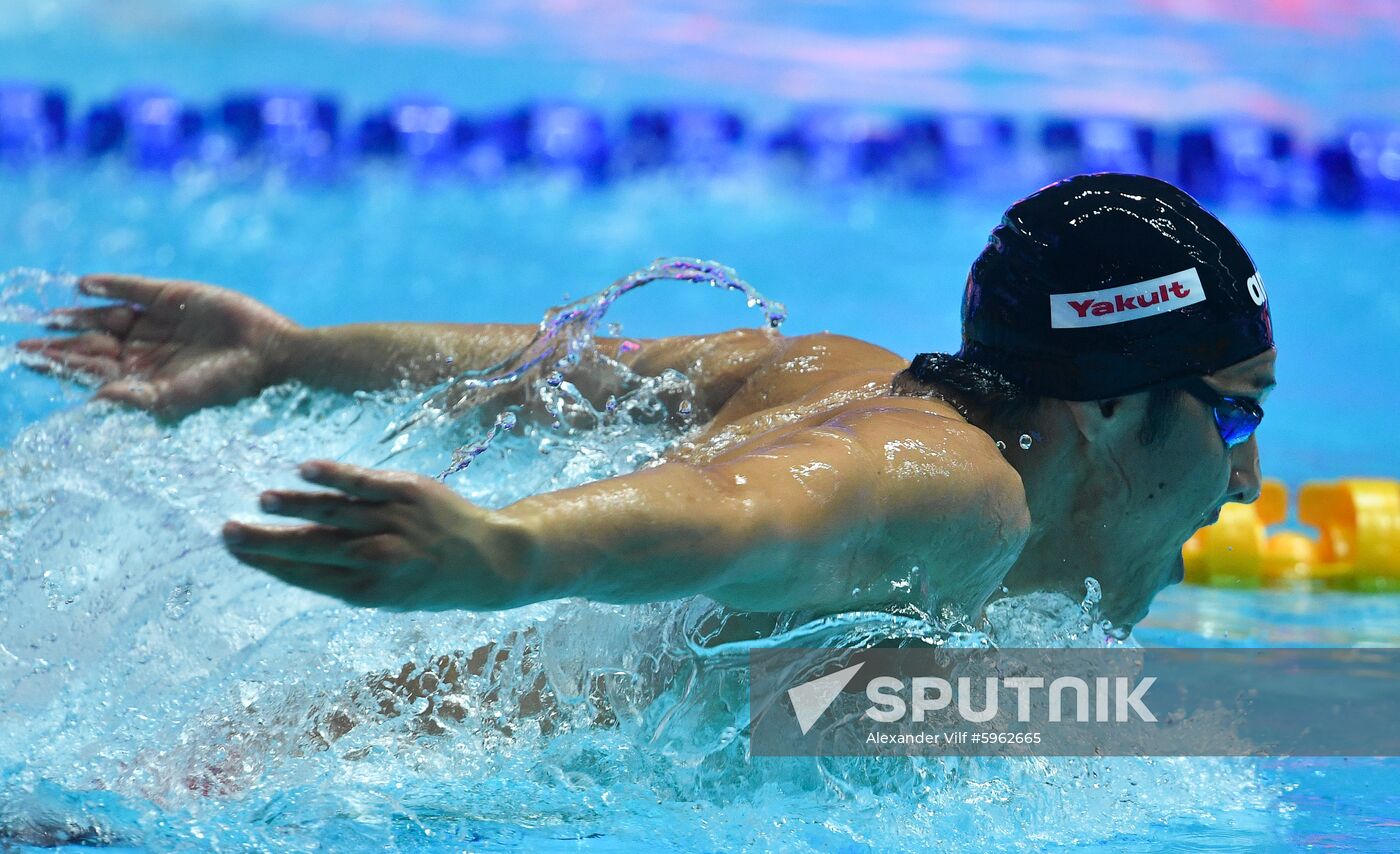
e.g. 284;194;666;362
622;329;905;383
823;396;1031;553
709;331;909;417
766;331;909;373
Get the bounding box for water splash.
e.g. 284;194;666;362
0;269;93;385
366;257;785;479
0;268;1282;850
0;268;79;326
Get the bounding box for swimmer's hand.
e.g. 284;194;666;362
223;460;531;611
15;274;300;420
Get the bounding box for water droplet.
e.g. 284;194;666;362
545;371;563;387
551;419;562;430
607;322;623;336
496;411;517;430
164;583;192;620
1019;433;1033;450
604;395;617;413
1080;577;1102;611
678;400;693;417
41;570;77;611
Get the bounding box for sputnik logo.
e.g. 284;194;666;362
788;662;865;735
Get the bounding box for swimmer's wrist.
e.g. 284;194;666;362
259;323;312;388
486;504;587;606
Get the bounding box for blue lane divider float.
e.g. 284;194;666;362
1;81;1397;211
0;84;67;161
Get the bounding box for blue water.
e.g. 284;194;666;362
3;1;1400;851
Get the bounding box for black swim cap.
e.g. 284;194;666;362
922;173;1273;401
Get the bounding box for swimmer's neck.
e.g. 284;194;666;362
899;378;1089;603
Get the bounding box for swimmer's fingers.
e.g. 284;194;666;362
226;551;389;608
296;460;427;503
18;331;122;359
258;489;395;533
15;339;122;382
222;520;413;570
41;304;142;338
79;274;171;305
94;378;161;410
18;353;119;384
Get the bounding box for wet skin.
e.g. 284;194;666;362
992;350;1276;633
18;274;1274;633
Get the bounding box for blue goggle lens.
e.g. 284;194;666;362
1213;401;1263;448
1183;378;1264;449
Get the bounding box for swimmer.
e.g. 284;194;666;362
17;173;1275;636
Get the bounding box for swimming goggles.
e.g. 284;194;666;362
1181;378;1264;449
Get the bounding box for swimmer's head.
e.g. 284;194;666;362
957;171;1273;400
898;173;1277;633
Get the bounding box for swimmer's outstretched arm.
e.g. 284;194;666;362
223;406;1029;615
17;274;777;420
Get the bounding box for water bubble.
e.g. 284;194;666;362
551;419;562;430
1080;577;1103;612
497;411;517;431
995;440;1006;451
607;322;623;336
41;569;77;611
1019;433;1033;450
678;400;693;417
546;371;564;387
164;582;193;620
605;395;617;413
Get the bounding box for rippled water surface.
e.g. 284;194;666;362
2;1;1399;850
2;288;1398;849
1;374;1384;852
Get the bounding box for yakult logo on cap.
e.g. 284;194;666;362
1049;268;1206;329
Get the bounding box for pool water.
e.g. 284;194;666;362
3;1;1400;851
3;383;1396;852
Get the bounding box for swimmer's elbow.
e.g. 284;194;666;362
940;453;1032;600
981;460;1032;552
889;427;1032;585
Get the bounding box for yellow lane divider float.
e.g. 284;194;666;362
1183;478;1400;591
